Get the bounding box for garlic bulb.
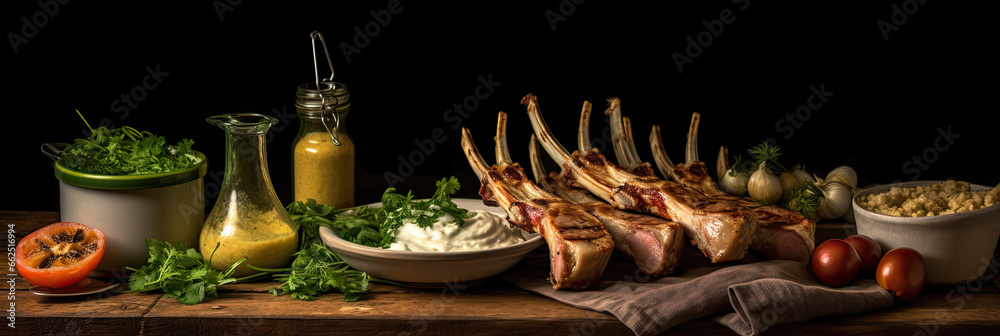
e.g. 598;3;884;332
791;165;816;185
825;166;858;189
780;171;801;201
748;162;782;203
720;168;750;196
817;180;852;219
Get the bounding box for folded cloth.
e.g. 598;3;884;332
501;249;894;336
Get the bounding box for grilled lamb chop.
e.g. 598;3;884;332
646;110;816;263
524;94;758;263
529;133;685;276
461;112;614;289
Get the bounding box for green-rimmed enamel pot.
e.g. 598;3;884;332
42;143;208;273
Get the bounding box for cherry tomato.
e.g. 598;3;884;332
811;239;862;287
876;247;925;301
15;222;106;289
844;235;883;274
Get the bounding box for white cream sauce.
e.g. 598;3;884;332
387;210;526;252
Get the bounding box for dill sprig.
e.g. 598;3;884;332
748;142;787;173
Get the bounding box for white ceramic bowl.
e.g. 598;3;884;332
319;198;544;286
852;181;1000;285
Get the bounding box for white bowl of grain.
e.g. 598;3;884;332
853;180;1000;285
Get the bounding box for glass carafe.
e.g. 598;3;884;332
201;113;298;277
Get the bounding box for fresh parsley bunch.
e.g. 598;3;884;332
58;110;198;175
127;239;248;305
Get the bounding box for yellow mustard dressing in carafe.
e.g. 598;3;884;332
200;114;298;278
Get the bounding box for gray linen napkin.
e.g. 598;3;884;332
501;249;894;336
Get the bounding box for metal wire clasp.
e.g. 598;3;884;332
310;31;342;146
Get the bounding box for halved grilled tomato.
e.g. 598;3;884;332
15;222;106;288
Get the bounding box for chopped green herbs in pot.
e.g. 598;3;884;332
58;110;199;175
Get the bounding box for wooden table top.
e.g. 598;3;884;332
5;210;999;335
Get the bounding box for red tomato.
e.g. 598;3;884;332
876;247;925;301
844;235;883;274
15;222;106;289
811;239;862;287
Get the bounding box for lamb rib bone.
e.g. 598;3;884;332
604;97;657;179
461;113;613;289
530;134;685;276
648;113;721;196
716;146;729;182
577;100;594;155
648;113;816;263
524;94;758;263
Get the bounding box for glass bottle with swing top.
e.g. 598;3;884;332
291;31;355;209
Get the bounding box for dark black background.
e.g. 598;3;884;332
3;1;996;212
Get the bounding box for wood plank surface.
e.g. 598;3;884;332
5;211;999;335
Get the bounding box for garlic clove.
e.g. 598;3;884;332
749;162;782;204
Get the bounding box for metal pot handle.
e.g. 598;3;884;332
41;142;69;162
